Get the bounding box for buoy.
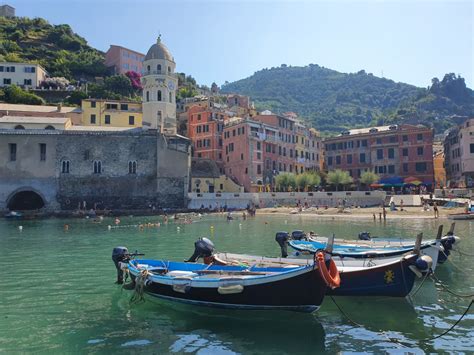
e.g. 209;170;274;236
108;225;112;230
210;225;214;229
18;226;23;231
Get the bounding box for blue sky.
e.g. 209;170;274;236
12;0;474;88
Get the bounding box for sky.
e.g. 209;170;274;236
11;0;474;88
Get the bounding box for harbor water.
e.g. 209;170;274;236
0;214;473;353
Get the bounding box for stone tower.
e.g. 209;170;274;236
141;36;178;133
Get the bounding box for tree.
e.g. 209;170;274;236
103;75;135;97
296;172;321;191
360;171;380;190
327;169;353;191
275;173;296;192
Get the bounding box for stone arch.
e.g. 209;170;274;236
6;187;47;210
45;125;55;130
14;125;25;130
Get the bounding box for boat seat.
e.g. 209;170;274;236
166;270;199;278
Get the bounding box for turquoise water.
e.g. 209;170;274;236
0;214;473;353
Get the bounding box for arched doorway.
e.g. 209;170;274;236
7;190;45;210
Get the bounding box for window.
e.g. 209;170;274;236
417;147;424;156
121;104;128;111
257;152;261;159
257;165;262;174
197;114;201;121
376;138;382;144
336;156;341;165
146;91;149;102
168;66;171;74
3;78;11;85
158;90;162;101
129;116;135;125
347;154;352;164
91;101;96;108
377;149;383;159
24;66;36;73
388;148;394;159
389;136;398;143
241;153;244;160
257;142;261;150
9;143;16;161
403;163;408;172
361;140;367;147
24;79;32;85
0;66;3;72
415;162;427;172
61;160;70;173
90;114;96;124
403;135;408;142
169;92;172;103
402;148;408;157
93;160;102;174
470;144;474;154
388;165;395;174
360;153;366;163
328;157;333;165
106;103;118;110
128;161;137;174
417;133;423;141
40;143;46;161
105;115;111;124
157;64;161;72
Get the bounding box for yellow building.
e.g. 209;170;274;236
191;159;243;193
81;99;142;127
434;151;446;188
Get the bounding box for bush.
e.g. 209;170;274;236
3;85;45;105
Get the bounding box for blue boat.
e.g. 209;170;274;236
113;245;331;312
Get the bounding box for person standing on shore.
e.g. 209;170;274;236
400;199;404;211
433;202;439;218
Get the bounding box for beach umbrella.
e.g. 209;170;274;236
404;176;422;185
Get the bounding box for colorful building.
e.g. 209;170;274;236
104;45;145;75
324;124;434;187
81;99;142;127
0;62;47;89
444;118;474;187
190;159;242;193
433;150;446;188
187;105;227;164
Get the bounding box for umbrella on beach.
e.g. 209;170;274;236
404;176;422;185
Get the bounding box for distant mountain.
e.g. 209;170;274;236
221;64;474;134
0;16;108;80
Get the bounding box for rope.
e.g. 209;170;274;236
409;269;432;301
421;299;473;342
130;269;149;304
330;295;473;346
452;249;474;257
430;274;474;298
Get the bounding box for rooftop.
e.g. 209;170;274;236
0;103;81;114
0;115;70;124
108;45;145;57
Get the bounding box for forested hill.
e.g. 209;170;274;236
0;16;108;80
221;65;474;134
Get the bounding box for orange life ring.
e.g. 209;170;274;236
315;251;341;289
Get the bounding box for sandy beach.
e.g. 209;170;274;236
257;205;467;219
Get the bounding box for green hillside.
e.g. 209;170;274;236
0;16;107;80
221;65;474;134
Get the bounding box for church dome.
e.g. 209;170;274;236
144;36;175;62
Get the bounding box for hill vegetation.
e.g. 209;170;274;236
0;16;108;80
221;65;474;134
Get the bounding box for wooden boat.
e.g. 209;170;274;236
448;213;474;220
213;252;424;297
284;224;457;268
117;244;332;313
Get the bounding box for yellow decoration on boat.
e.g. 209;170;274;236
384;270;395;284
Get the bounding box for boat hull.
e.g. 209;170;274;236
129;262;327;312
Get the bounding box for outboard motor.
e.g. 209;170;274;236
275;231;290;258
187;237;215;262
112;246;130;284
358;232;371;241
291;230;306;241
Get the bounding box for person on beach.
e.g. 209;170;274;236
382;206;386;220
400;199;404;211
433;202;439;218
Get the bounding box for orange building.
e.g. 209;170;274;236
105;45;145;74
187;105;227;165
433;151;446;188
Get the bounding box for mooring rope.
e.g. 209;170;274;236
330;295;473;347
452;248;474;257
440;250;469;275
430;273;474;298
130;269;149;304
409;269;432;300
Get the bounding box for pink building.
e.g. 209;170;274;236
324;124;434;187
444;118;474;187
105;45;145;75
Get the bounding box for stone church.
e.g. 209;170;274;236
0;37;191;213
